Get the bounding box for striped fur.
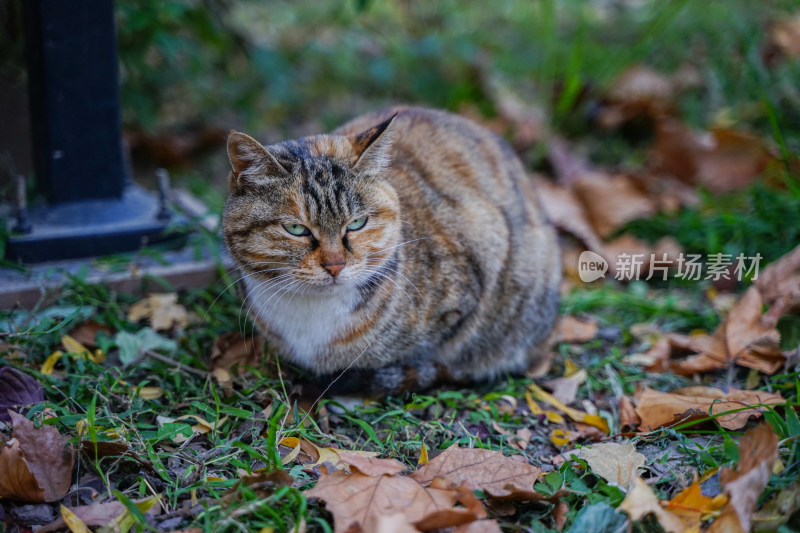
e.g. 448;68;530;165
223;107;560;393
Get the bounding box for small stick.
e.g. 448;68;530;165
144;349;207;377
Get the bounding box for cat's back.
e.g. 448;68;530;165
337;107;540;216
336;107;560;379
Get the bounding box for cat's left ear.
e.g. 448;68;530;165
227;131;290;189
349;113;397;175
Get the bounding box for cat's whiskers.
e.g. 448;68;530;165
208;262;295;312
364;257;422;297
239;272;295;340
245;276;300;345
360;266;414;303
363;237;428;259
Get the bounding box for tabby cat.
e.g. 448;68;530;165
223;107;560;394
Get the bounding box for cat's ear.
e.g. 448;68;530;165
227;131;289;189
349;113;397;175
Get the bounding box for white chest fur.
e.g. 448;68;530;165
242;276;356;366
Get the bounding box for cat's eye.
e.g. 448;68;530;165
283;223;311;236
346;217;368;231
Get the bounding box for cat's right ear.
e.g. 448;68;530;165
227;131;289;189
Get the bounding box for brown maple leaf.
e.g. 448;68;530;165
410;446;544;501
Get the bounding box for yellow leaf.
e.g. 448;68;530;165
76;419;88;437
418;443;429;465
529;383;609;433
98;494;160;533
279;436;300;448
61;335;89;356
259;528;275;533
525;390;565;424
41;350;63;375
61;335;104;364
564;359;580;377
206;476;226;481
138;387;163;400
281;440;301;466
89;349;105;364
60;505;90;533
550;429;571;446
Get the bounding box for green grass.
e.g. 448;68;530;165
2;266;798;530
3;0;800;530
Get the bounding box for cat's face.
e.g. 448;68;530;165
223;117;401;294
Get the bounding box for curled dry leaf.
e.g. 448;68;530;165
127;293;188;331
636;287;785;376
0;367;44;423
618;396;640;431
634;386;784;431
410;445;544;501
532;176;606;258
0;411;75;502
565;442;646;489
708;423;780;533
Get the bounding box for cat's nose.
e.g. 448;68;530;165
323;261;345;277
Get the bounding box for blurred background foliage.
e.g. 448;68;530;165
1;0;798;260
115;0;800;142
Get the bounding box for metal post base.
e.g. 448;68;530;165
6;185;185;263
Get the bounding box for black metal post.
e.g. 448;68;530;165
6;0;182;263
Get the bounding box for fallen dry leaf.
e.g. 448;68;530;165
554;316;598;344
652;119;772;194
565;442;646;488
0;439;44;502
708;423;780;532
410;445;544;501
210;332;265;375
127;293;188;331
533;176;606;257
0;367;44;423
756;242;800;322
618;396;641;431
37;502;135;533
67;321;112;349
635;287;786;376
544;369;587;405
307;464;484;533
529;383;609;434
619;476;696;533
597;65;675;129
764;13;800;66
0;411;75;502
664;480;727;526
337;452;407;477
573;173;657;238
634;386;784;431
60;505;90;533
